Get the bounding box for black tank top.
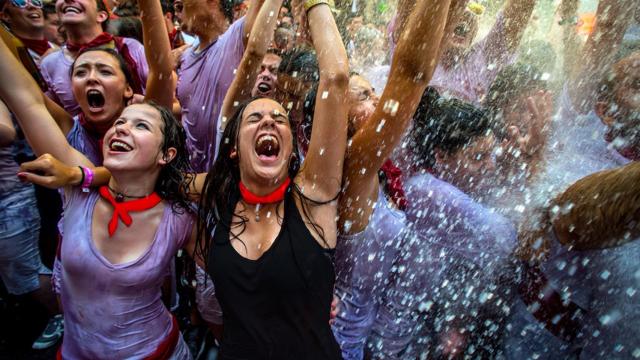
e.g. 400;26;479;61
208;185;342;360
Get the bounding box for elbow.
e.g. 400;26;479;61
321;68;350;91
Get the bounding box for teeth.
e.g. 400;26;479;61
257;135;277;147
64;7;80;14
110;141;132;152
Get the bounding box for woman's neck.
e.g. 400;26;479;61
107;173;157;198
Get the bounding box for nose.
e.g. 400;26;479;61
114;121;130;135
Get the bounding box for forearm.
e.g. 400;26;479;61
243;0;267;45
0;38;82;162
569;0;635;113
437;0;467;61
502;0;537;53
348;0;450;177
221;0;283;123
140;0;175;108
559;0;579;79
301;3;349;196
552;161;640;250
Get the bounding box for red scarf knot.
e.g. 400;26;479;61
239;177;291;205
99;186;162;237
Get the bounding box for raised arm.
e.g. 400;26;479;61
551;161;640;250
340;0;450;234
568;0;636;113
220;0;283;127
139;0;176;108
0;38;92;167
296;2;350;200
499;0;537;54
243;0;266;46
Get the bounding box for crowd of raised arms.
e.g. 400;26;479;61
0;0;638;358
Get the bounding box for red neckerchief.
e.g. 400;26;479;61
239;178;291;205
99;186;162;237
16;36;50;56
67;33;143;94
168;28;179;49
380;159;408;211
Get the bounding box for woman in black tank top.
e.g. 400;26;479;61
193;0;349;358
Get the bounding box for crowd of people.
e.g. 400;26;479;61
0;0;638;358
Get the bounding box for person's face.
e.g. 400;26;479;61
103;104;175;172
437;133;497;194
501;91;538;134
445;11;478;58
182;0;222;35
43;11;64;45
348;16;363;36
598;53;640;146
72;50;133;129
234;98;294;185
55;0;104;27
252;53;281;98
347;75;378;137
2;0;44;33
173;0;184;23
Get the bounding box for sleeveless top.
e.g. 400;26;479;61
207;185;342;360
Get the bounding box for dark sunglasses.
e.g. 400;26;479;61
10;0;43;9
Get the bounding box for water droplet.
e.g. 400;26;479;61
376;119;386;133
321;91;329;99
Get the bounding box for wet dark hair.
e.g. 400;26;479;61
113;0;140;17
142;101;196;213
485;63;547;121
195;97;332;269
70;47;135;96
278;47;319;83
408;87;491;169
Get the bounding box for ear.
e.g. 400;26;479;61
595;101;614;126
123;84;134;101
164;12;173;22
159;147;177;165
230;147;238;159
96;10;109;25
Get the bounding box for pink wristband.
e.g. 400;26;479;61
80;166;94;192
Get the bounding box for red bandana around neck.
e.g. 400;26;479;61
99;186;162;237
67;32;143;94
16;36;50;56
239;177;291;205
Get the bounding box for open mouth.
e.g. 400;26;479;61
86;89;105;112
255;134;280;161
109;139;133;152
256;82;273;95
62;6;81;14
27;13;41;19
